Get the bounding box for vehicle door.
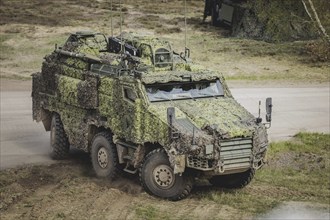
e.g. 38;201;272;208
119;80;139;142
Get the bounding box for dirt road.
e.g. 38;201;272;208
1;81;329;169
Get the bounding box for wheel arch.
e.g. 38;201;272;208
87;125;113;152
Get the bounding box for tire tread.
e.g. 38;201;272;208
91;131;118;180
139;148;193;201
50;114;70;160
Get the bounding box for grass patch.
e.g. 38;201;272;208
134;204;194;220
267;132;330;156
0;32;68;75
256;132;330;203
199;189;279;215
199;132;330;214
0;74;31;81
0;34;15;60
135;205;171;220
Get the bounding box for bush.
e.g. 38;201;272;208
306;41;330;62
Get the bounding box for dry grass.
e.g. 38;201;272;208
0;0;329;82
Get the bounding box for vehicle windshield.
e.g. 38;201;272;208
146;80;224;102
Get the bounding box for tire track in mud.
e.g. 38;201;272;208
0;161;246;219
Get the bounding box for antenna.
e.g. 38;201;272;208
183;0;190;59
184;0;187;49
110;0;113;37
120;0;123;53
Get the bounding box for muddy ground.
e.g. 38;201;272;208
1;146;329;219
0;0;329;219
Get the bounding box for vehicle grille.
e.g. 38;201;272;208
187;156;213;171
220;138;253;171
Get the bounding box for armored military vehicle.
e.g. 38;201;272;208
32;31;272;200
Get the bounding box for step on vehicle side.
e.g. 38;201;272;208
32;31;272;200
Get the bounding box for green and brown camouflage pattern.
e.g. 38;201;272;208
32;31;269;175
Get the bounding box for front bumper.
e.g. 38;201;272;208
186;137;267;174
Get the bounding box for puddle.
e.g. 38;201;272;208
257;201;329;220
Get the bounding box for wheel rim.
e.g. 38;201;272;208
152;164;175;189
97;147;108;168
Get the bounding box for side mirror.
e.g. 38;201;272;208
266;97;272;122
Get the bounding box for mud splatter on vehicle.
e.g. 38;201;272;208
32;31;272;200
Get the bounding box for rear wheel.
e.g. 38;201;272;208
91;132;118;179
139;149;193;201
50;113;70;159
209;169;255;189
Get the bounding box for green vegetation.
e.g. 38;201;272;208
194;132;330;216
268;132;330;156
0;34;15;60
251;0;316;42
0;32;67;78
135;205;171;220
134;204;194;220
257;132;330;203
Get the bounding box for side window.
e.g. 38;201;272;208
123;87;137;103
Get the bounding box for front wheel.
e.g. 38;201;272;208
209;169;255;189
91;132;118;179
139;149;193;201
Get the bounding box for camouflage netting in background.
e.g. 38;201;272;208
232;0;330;42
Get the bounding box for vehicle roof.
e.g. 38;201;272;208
120;32;172;51
140;69;221;84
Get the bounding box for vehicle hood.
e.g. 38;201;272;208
148;97;257;139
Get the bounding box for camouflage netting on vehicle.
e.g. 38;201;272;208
76;73;98;108
47;99;90;151
148;98;256;139
41;55;60;94
98;77;170;146
142;70;218;83
32;72;42;121
62;34;107;56
133;99;169;146
232;0;318;42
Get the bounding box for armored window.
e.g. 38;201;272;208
145;80;224;102
155;48;172;68
91;64;116;76
124;87;137;103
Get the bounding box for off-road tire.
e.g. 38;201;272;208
91;132;118;179
209;169;255;189
50;113;70;160
139;149;193;201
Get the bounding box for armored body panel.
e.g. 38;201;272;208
32;31;271;200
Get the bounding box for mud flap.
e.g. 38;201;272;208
174;154;186;174
32;72;42;121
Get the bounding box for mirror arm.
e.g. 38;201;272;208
263;121;272;129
